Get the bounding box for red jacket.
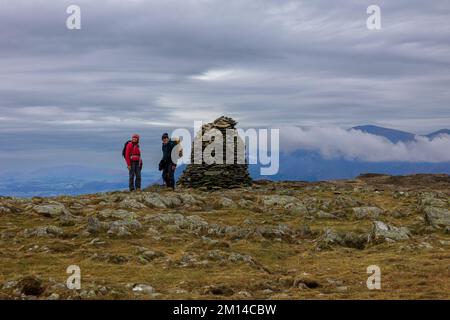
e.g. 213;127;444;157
125;142;143;167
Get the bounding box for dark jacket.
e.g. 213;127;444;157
161;140;177;166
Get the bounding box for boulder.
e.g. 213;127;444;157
119;198;147;210
320;229;367;249
132;284;155;295
352;206;383;219
23;225;63;238
87;217;110;234
370;221;411;242
34;203;69;217
262;195;299;207
424;207;450;228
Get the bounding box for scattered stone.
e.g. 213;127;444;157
217;197;236;208
34;203;69;218
59;212;78;226
132;284;155;294
236;290;252;297
315;211;338;219
2;280;18;290
87;217;109;234
47;293;60;300
23;225;63;238
102;219;142;238
424;207;450;228
262;195;299;207
119;198;147;210
0;206;12;214
142;194;167;208
320;229;367;249
89;238;107;246
99;209;136;220
140;250;166;262
352;206;383;219
370;221;411;242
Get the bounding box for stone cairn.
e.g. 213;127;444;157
178;116;252;189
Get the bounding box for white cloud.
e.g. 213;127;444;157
280;126;450;163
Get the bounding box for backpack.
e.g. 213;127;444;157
122;140;131;158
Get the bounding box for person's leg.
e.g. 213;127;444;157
129;164;135;191
162;166;168;186
135;162;142;190
169;165;175;190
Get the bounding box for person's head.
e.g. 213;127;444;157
132;134;140;144
162;133;169;145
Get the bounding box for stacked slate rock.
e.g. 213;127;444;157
178;116;252;189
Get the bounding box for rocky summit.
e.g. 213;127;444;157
0;174;449;300
177;116;252;189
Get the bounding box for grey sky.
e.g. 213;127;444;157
0;0;449;173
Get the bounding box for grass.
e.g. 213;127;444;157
0;178;449;299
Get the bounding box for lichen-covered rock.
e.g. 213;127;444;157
319;229;367;249
34;203;69;217
98;209;136;220
424;207;450;228
119;198;147;210
262;195;299;207
107;219;143;238
87;217;110;234
141;193;167;208
370;221;411;242
352;206;383;219
23;226;63;238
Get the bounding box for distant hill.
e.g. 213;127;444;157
352;125;450;142
249;124;450;182
426;129;450;139
351;125;416;143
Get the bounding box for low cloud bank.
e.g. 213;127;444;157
280;127;450;163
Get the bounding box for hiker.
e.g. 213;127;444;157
124;134;143;192
160;133;182;190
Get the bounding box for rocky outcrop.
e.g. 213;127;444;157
424;207;450;228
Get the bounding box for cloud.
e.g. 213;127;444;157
280;126;450;163
0;0;449;173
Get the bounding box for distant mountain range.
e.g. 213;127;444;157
0;125;448;197
351;125;450;143
250;125;450;182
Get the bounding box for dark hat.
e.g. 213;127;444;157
162;133;169;140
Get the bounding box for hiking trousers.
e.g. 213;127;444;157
162;163;176;190
129;161;142;191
